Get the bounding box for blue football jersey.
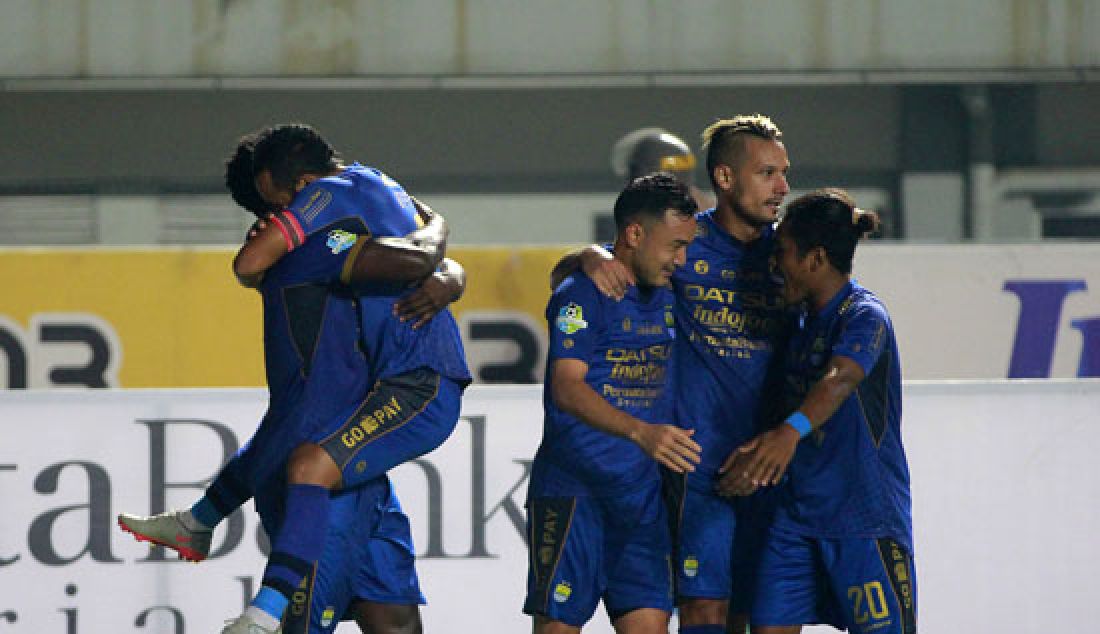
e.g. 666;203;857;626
281;164;471;387
775;281;912;550
529;270;677;498
671;210;789;484
234;215;377;498
258;217;371;423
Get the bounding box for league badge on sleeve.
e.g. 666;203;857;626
556;303;588;334
326;229;357;254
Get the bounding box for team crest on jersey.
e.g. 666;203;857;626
326;229;357;254
622;317;632;332
553;581;572;603
694;260;709;275
556;303;588;334
683;556;699;578
320;607;336;627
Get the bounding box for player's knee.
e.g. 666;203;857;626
677;598;728;626
370;604;422;634
533;616;581;634
286;443;340;488
611;607;669;634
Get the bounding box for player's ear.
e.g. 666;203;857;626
712;164;733;192
625;222;645;248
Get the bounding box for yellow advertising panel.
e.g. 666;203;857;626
0;246;570;388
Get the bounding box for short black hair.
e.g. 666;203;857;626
612;172;698;232
779;187;880;274
224;132;274;217
251;123;340;191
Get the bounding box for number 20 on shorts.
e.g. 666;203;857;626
847;581;889;625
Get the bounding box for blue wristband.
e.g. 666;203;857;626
785;411;812;438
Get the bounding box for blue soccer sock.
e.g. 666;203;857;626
197;464;255;528
188;496;223;529
679;625;727;634
258;483;331;612
248;586;289;623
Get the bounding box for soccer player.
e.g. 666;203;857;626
554;115;791;634
525;173;701;634
722;189;915;634
224;124;470;634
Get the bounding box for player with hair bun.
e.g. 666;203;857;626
722;188;917;634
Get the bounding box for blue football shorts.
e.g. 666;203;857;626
663;470;777;612
281;477;425;634
313;368;463;489
523;478;673;627
752;523;916;633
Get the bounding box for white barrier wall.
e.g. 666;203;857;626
2;382;1098;633
854;244;1100;380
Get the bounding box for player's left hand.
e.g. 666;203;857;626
716;441;760;496
394;273;451;329
730;425;801;488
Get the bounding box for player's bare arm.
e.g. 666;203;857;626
232;198;448;289
551;358;700;473
233;213;291;287
550;244;635;300
720;355;866;493
394;257;466;329
342;196;448;285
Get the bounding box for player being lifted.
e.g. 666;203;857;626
526;173;701;634
555;115;792;634
721;189;916;634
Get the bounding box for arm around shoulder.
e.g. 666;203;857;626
233;217;292;287
342;198;448;286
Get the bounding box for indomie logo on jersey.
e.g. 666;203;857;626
556;303;588;334
326;229;357;254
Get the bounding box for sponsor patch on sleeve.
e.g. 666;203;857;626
556;303;588;334
326;229;358;254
